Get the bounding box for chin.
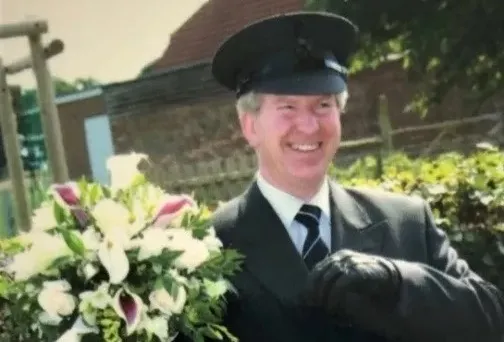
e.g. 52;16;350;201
286;165;327;183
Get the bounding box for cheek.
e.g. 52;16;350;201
320;115;341;138
261;117;292;141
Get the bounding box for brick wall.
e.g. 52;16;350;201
110;60;503;176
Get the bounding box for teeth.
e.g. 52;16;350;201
290;143;319;151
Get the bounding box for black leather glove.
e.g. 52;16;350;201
303;249;402;316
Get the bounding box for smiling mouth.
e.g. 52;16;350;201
287;143;322;152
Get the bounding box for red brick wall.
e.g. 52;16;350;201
110;60;502;176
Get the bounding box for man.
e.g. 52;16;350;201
193;11;504;342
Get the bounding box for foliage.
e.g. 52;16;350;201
305;0;504;115
20;77;101;111
0;153;243;342
330;143;504;289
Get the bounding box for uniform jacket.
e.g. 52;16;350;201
177;180;504;342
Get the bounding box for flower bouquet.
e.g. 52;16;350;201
0;153;243;342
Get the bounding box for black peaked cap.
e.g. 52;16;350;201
211;11;359;97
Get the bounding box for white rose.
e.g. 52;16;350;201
132;226;171;261
31;202;58;231
7;232;72;281
149;286;186;315
165;229;210;271
38;280;76;323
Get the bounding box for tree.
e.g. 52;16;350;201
305;0;504;115
20;77;101;111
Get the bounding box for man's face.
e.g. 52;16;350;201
239;93;342;194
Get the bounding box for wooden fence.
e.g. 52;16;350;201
147;100;504;205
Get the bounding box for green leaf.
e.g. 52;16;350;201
88;184;103;204
53;201;67;223
201;326;223;339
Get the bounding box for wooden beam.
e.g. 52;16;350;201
5;39;64;75
0;58;32;233
0;20;48;39
28;34;69;183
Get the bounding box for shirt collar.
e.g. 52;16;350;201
255;171;331;228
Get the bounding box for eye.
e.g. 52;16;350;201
278;104;295;110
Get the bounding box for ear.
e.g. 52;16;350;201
238;112;259;147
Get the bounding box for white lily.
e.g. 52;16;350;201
97;231;130;284
91;199;131;237
106;152;147;192
112;287;144;336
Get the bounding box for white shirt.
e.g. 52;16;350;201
256;172;332;254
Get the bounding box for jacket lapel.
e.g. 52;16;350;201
225;181;391;305
230;182;309;301
329;182;388;254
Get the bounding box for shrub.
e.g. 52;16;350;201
330;143;504;290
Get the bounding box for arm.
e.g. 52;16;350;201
390;200;504;341
305;199;504;342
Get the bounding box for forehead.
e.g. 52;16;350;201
262;94;336;104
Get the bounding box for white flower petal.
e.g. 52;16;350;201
149;286;186;316
38;281;75;318
143;315;170;341
91;199;130;235
98;238;129;284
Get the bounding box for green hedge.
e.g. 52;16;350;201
330;143;504;290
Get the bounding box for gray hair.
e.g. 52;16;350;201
236;90;349;116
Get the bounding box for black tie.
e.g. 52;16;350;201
295;204;329;270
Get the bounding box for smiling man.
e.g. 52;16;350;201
188;11;504;342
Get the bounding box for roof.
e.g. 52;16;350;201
103;61;231;116
147;0;304;72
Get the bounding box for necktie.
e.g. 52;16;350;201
295;204;329;269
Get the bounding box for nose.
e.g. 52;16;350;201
295;113;319;134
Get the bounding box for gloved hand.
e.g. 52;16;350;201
303;249;402;317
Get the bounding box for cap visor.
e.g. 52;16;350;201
245;71;346;95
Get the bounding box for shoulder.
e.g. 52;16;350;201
336;182;429;223
209;194;243;241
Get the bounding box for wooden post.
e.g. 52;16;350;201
0;59;31;233
0;20;47;39
5;39;64;75
375;94;393;178
28;33;69;183
378;94;393;154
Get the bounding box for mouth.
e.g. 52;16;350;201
287;142;322;152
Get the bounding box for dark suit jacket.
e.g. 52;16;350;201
178;181;504;342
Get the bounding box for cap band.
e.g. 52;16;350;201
235;43;348;97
